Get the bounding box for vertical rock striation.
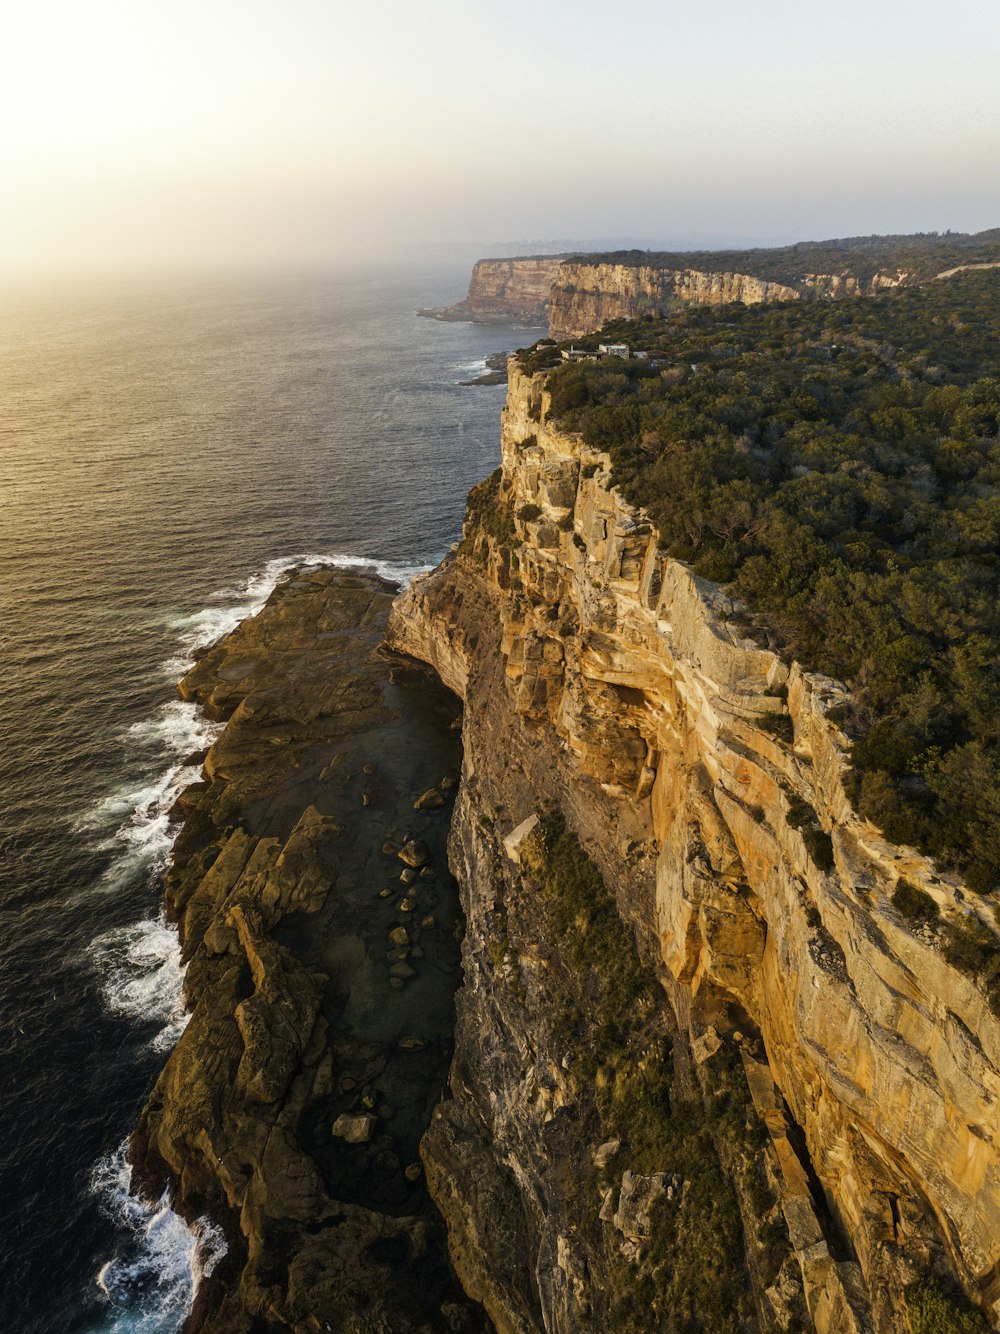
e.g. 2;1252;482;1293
546;264;909;338
386;365;1000;1332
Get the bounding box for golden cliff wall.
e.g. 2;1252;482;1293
547;264;910;338
425;256;912;333
547;264;803;338
388;364;1000;1332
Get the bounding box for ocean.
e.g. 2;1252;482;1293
0;261;530;1333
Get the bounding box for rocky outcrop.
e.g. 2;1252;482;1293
132;567;486;1334
420;258;565;325
386;364;1000;1332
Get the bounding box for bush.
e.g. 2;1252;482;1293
460;468;515;564
943;914;1000;1015
785;796;835;871
892;878;940;923
905;1274;989;1333
518;503;542;522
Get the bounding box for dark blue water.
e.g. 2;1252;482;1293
0;262;530;1333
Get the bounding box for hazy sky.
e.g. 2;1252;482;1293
2;0;998;272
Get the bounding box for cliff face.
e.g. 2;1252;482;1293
387;365;1000;1332
421;255;913;334
547;264;909;338
421;258;564;325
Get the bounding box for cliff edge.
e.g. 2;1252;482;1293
385;364;1000;1333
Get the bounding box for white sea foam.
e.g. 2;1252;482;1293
455;356;489;376
90;916;188;1052
164;550;429;674
90;1144;226;1334
74;702;219;904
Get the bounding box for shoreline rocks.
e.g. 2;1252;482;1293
130;566;487;1333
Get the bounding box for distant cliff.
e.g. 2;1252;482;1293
426;230;1000;337
546;263;916;337
420;257;907;337
419;257;565;325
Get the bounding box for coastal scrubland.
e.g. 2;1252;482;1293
525;268;1000;905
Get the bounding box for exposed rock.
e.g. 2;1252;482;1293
415;787;447;810
399;839;432;868
611;1170;671;1244
592;1139;621;1170
419;257;562;325
331;1113;376;1144
131;567;485;1334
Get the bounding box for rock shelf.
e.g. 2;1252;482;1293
130;566;485;1333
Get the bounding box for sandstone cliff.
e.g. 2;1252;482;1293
420;258;565;325
386;364;1000;1332
546;263;908;338
419;254;911;337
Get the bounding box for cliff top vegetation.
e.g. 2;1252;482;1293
568;228;1000;287
532;268;1000;899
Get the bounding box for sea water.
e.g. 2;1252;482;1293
0;262;531;1333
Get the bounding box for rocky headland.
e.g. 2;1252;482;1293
131;565;487;1333
383;364;1000;1333
133;342;1000;1331
419;258;564;326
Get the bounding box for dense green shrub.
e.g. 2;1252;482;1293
905;1274;989;1333
517;503;542;522
534;269;1000;895
942;915;1000;1014
892;879;940;923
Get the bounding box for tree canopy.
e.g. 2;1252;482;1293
534;270;1000;894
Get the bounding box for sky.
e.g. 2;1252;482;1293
1;0;998;274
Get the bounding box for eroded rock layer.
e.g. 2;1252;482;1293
131;567;487;1334
386;365;1000;1332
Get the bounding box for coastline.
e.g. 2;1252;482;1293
128;564;487;1332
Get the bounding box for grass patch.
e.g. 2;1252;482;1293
459;468;515;567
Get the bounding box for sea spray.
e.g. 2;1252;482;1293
90;1144;226;1334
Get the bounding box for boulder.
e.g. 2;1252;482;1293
332;1113;376;1144
398;839;431;868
